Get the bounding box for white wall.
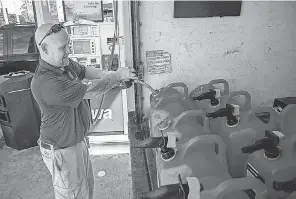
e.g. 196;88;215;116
139;1;296;113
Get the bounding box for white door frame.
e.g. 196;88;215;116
119;0;135;135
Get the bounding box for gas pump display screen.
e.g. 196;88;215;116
73;26;89;35
73;41;91;54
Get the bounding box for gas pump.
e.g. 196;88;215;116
63;19;125;134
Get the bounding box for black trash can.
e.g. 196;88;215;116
0;71;41;150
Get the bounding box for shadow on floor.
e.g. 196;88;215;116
0;144;132;199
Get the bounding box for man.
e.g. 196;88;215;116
31;23;137;199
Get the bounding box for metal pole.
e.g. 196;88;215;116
131;0;143;125
131;0;154;192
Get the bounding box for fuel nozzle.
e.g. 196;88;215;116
273;177;296;193
116;79;134;89
117;70;139;89
122;80;133;89
141;174;204;199
241;130;283;159
192;89;220;107
206;104;240;126
132;133;177;161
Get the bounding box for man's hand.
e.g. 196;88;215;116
116;68;138;81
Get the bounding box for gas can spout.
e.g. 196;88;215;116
193;90;215;101
273;177;296;193
133;136;176;160
241;137;275;153
140;183;190;199
242;130;281;159
193;89;220;106
206;107;229;118
206;104;239;125
141;180;204;199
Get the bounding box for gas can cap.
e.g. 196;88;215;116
232;104;240;116
272;131;285;143
186;177;201;199
167;132;177;150
214;89;221;98
264;146;281;160
161;148;176;161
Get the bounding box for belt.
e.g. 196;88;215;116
39;138;90;150
40;141;67;150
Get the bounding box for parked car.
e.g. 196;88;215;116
0;23;39;75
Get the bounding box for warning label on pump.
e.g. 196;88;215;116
146;50;172;75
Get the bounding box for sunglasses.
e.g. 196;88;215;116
38;23;65;46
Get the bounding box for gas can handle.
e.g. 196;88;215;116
204;177;267;199
172;110;206;129
208;79;230;96
226;90;252;112
277;104;296;138
163;83;189;99
180;135;227;165
250;106;278;127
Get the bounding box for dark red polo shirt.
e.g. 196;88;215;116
31;58;91;148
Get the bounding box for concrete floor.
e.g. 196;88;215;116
0;140;132;199
0;112;153;199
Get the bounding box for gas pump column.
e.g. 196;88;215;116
63;20;125;134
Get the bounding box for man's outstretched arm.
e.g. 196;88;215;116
85;66;114;80
83;67;138;99
69;59;115;81
70;58;137;82
83;73;120;99
69;59;137;99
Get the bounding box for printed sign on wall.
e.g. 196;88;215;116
63;0;103;22
146;50;172;75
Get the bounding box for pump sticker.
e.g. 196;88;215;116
244;163;265;199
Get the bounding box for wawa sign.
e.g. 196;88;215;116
91;109;112;122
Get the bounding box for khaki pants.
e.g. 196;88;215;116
38;138;94;199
